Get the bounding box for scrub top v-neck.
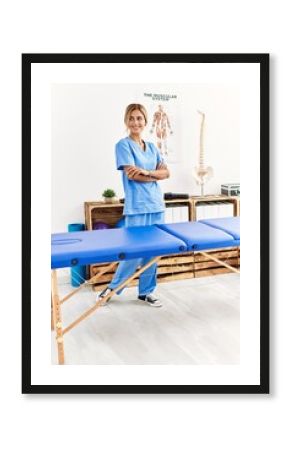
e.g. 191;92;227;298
115;137;166;215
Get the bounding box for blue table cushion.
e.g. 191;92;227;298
157;221;238;251
51;225;187;269
199;216;240;240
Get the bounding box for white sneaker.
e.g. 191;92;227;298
96;287;112;305
138;294;162;307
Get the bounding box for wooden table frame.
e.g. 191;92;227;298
51;251;239;365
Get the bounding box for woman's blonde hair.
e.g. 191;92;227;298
124;103;148;125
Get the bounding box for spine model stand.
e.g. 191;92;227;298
193;110;213;196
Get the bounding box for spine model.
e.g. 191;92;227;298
193;110;213;196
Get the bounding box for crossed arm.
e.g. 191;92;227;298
124;162;170;182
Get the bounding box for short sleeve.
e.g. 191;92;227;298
115;139;135;170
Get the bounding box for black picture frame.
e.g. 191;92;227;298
22;53;269;394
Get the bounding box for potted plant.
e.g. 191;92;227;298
102;188;117;204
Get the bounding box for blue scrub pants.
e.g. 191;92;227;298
108;212;165;296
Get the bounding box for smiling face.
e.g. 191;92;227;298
126;109;147;137
124;104;148;139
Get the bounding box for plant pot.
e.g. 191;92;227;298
103;197;117;204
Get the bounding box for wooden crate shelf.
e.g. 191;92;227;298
84;195;240;290
191;195;240;220
85;201;124;230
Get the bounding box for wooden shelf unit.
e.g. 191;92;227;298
191;195;240;220
84;198;193;230
84;196;240;291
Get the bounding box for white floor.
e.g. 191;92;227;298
51;273;240;365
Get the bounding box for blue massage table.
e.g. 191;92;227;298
51;217;240;364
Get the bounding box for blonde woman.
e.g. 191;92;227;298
98;104;170;307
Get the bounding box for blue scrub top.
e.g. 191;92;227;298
115;137;166;215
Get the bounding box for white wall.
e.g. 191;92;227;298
52;83;239;232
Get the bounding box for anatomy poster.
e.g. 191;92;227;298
143;92;179;163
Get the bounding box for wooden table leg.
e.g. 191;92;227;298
51;270;65;365
62;256;161;336
199;251;240;274
51;293;54;331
